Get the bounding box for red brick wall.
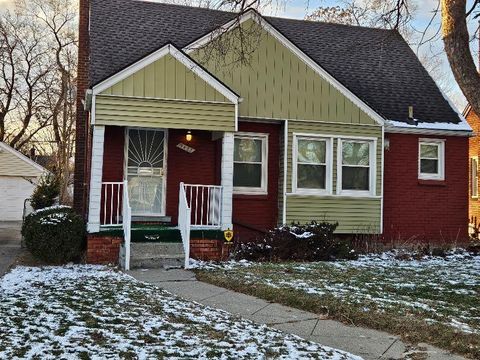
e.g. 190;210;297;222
466;108;480;225
73;0;90;217
233;121;280;241
190;239;231;261
87;235;122;264
166;129;220;224
383;133;469;243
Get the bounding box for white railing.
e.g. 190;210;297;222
101;182;123;226
122;180;132;271
183;184;222;228
178;182;191;269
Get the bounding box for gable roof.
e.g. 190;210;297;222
89;0;462;125
0;142;47;177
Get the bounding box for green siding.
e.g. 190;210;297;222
193;20;376;124
284;120;382;233
95;95;235;131
100;54;229;103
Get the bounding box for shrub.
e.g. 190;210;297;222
22;206;85;264
30;173;60;210
233;221;357;262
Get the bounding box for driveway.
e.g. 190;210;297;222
0;221;22;276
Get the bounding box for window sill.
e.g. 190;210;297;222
418;179;447;186
233;193;269;200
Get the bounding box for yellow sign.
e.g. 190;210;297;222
224;229;234;242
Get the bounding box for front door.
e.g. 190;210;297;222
126;128;167;216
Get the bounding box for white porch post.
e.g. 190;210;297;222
87;125;106;233
220;132;234;230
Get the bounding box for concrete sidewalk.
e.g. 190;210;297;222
129;268;465;360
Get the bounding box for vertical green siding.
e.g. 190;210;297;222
100;54;229;103
193;20;376;124
285;120;382;233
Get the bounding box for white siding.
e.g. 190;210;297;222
0;176;36;221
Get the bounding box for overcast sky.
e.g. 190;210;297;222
1;0;477;111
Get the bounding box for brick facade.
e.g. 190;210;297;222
73;0;90;217
86;234;122;264
383;132;469;243
190;239;232;261
466;108;480;227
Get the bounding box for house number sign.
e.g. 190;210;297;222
176;143;196;153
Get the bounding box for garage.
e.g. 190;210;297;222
0;142;46;221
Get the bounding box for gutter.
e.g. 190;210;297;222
384;119;474;137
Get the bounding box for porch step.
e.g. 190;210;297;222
130;242;184;269
131;226;182;243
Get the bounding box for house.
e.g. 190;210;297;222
74;0;472;268
464;105;480;235
0;142;47;221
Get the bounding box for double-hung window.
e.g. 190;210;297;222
233;133;268;194
471;157;478;198
418;139;445;180
338;139;375;195
293;136;332;194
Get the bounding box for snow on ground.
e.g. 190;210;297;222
0;265;361;360
194;250;480;335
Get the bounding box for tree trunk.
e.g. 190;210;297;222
442;0;480;116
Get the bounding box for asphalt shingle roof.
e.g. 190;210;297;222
90;0;461;124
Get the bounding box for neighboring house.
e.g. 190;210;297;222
74;0;472;267
0;142;47;221
464;105;480;235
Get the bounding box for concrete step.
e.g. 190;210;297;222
130;242;185;269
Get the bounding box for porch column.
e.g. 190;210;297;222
221;132;234;230
87;125;105;233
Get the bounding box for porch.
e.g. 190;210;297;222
87;126;235;269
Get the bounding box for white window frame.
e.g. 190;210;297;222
471;156;478;198
292;134;333;195
233;132;268;195
418;139;445;181
337;138;377;197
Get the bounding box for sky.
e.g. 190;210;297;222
1;0;477;111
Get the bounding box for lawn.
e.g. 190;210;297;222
0;265;360;359
195;251;480;359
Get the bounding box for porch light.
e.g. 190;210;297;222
186;131;192;142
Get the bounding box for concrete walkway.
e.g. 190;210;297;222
129;268;465;360
0;221;22;277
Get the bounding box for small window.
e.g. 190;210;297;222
339;139;374;195
293;137;331;194
233;133;268;194
471;157;478;198
419;140;445;180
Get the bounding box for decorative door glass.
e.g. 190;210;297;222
127;129;166;215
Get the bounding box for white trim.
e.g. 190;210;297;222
292;134;333;196
96;93;234;105
336;138;377;197
380;126;384;233
91;94;96;125
286;192;381;200
418;138;445;181
385;120;472;137
87;125;106;233
233;132;269;195
470;156;478;199
91;44;239;104
221;132;234;230
0;142;48;174
282;120;288;225
183;9;385;126
293;132;378;142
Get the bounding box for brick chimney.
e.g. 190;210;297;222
73;0;91;217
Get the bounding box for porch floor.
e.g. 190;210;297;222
99;224;224;243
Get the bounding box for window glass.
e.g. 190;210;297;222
296;139;327;190
341;141;370;191
472;158;478;197
233;135;267;192
419;141;443;179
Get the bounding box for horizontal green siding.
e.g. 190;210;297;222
286;196;381;233
194;20;376;125
101;54;229;103
95;95;235;131
284;120;382;233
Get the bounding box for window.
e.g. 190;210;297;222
293;136;332;194
418;139;445;180
338;139;375;195
471;157;478;198
233;133;268;194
